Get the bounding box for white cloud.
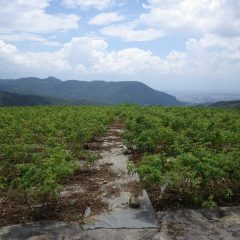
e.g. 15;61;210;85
60;37;108;67
0;39;71;76
1;34;240;80
0;33;60;46
93;48;165;74
185;34;240;74
0;0;80;44
61;0;115;10
140;0;240;36
0;37;164;78
101;24;165;41
89;12;125;26
0;40;18;58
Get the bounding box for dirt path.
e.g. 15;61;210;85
0;121;159;240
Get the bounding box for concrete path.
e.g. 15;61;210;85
0;122;159;240
157;206;240;240
83;122;158;232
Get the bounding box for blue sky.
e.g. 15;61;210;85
0;0;240;93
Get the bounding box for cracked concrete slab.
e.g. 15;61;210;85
84;190;158;230
82;125;158;231
0;221;160;240
157;206;240;240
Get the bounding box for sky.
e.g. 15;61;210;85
0;0;240;93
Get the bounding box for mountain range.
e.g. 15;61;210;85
0;91;101;107
0;77;182;106
211;100;240;108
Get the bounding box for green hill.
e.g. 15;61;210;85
0;91;101;107
211;100;240;108
0;77;182;106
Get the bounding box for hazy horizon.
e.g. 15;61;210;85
0;0;240;94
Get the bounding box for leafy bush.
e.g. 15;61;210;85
0;106;116;219
12;147;76;219
121;106;240;208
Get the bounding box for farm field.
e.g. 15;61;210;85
0;106;116;225
0;105;240;227
121;106;240;209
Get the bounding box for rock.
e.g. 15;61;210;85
84;207;92;218
60;191;71;198
123;149;132;155
27;235;53;240
86;143;101;150
129;195;140;209
160;183;168;199
69;199;78;207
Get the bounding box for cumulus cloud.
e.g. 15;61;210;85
61;0;116;10
1;34;239;80
0;33;60;46
101;24;165;41
0;38;107;78
89;12;125;26
59;37;108;68
0;0;80;44
100;0;240;42
0;39;70;72
0;37;164;78
140;0;240;37
185;34;240;74
88;0;240;43
93;48;165;74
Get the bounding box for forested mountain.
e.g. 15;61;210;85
0;77;182;106
0;91;101;107
211;100;240;108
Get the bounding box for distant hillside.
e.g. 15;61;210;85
0;77;182;106
211;100;240;108
0;91;102;107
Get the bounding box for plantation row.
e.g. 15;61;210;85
0;106;116;217
0;105;240;219
121;106;240;208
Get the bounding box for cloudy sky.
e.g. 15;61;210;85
0;0;240;92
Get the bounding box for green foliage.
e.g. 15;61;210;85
121;106;240;208
12;147;75;219
0;90;103;107
0;106;115;218
211;100;240;109
1;104;240;214
201;196;217;209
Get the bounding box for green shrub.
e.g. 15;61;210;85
12;147;76;219
121;106;240;208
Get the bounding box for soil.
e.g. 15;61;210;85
0;197;30;226
128;153;240;212
0;121;124;227
2;118;238;228
122;180;142;198
0;162;118;226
